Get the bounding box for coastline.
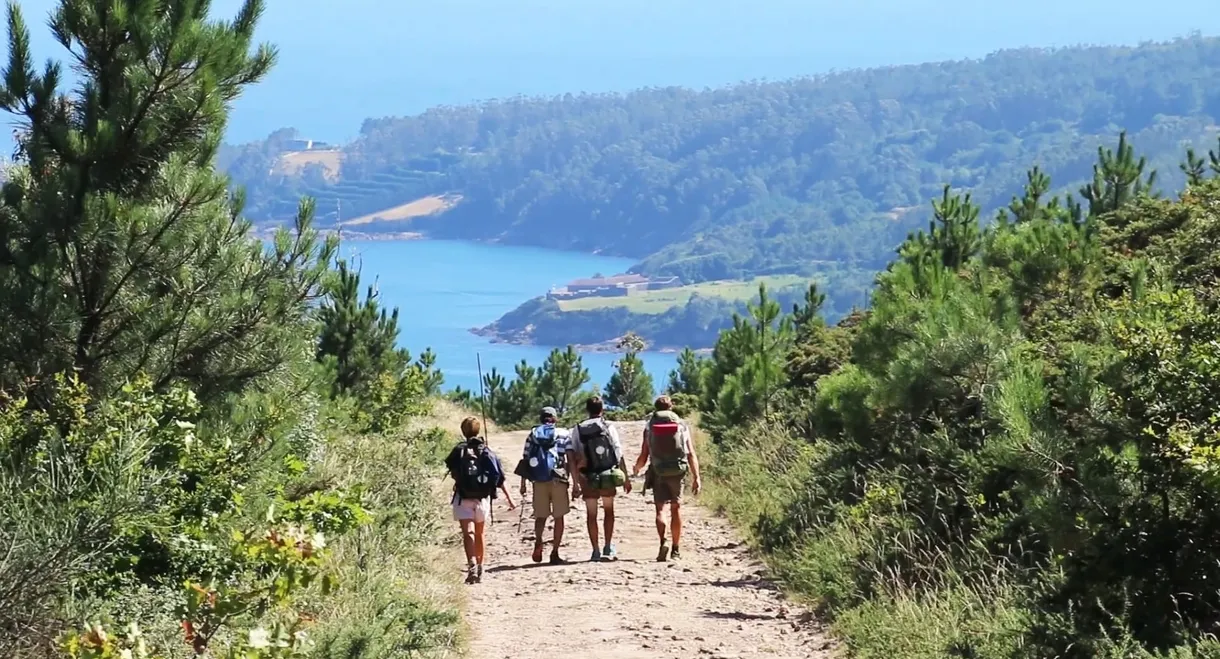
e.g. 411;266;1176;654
253;226;426;242
469;326;710;355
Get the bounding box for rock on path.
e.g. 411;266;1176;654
449;421;836;658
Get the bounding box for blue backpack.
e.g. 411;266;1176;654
526;424;560;483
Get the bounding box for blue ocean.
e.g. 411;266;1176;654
338;240;679;393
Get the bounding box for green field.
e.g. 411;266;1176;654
555;275;807;314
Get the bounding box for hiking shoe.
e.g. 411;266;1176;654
531;543;544;563
549;551;567;565
475;564;484;583
671;546;681;561
601;544;617;561
656;544;669;562
465;565;478;584
590;548;602;562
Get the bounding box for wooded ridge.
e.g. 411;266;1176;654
223;35;1220;285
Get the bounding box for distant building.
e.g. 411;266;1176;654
568;274;648;292
547;273;681;300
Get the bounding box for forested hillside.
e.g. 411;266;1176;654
15;1;1220;657
685;133;1220;656
224;36;1220;282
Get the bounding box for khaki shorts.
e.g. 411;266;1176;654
532;480;571;519
653;475;684;504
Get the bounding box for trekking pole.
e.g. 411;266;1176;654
516;492;527;534
476;353;493;525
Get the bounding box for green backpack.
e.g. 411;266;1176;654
646;410;688;479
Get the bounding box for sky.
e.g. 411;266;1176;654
3;0;1220;146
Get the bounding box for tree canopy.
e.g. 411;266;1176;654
694;131;1220;656
224;36;1220;283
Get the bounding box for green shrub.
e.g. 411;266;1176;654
698;144;1220;658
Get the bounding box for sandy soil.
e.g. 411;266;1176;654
448;421;837;659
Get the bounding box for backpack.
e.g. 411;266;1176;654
647;411;688;479
450;439;501;500
525;424;560;483
578;418;619;475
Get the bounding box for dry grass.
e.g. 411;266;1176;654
273;149;343;181
306;425;465;657
410;398;498;438
342;194;462;226
556;275;807;314
301;398;497;658
413;399;499;656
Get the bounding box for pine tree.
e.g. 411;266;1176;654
1181;137;1220;186
501;360;539;424
929;185;982;269
703;283;793;428
416;348;442;394
480;366;506;421
1181;147;1207;186
1080;131;1158;217
539;346;589;415
899;185;982;273
606;332;654;411
791;282;827;334
0;0;336;403
996;166;1075;226
1208;136;1220;178
316;258;440;432
317;259;406;396
666;347;706;397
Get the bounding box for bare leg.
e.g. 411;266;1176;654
553;516;565;551
474;521;486;565
460;519;476;565
654;502;667;543
534;517;547;547
670;502;682;549
603;496;616;546
585;497;600;549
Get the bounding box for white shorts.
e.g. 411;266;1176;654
452;496;490;523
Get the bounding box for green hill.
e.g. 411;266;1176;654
223;35;1220;285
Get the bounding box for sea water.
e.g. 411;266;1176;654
340;240;679;393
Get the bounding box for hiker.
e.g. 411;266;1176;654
517;406;576;564
445;416;515;584
633;395;700;562
571;395;631;561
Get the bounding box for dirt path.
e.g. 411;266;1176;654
451;421;836;659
